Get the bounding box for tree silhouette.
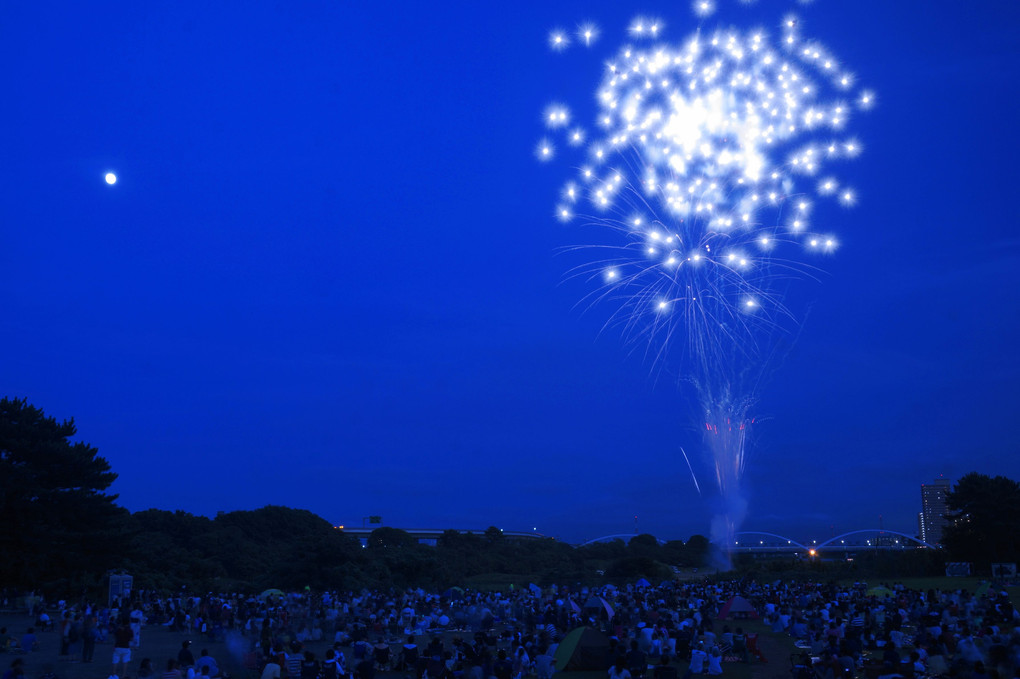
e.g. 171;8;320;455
0;397;125;586
943;472;1020;569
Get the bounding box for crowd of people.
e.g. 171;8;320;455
1;577;1017;679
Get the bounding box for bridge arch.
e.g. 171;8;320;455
817;529;935;550
723;531;808;550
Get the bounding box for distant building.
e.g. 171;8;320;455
919;476;951;545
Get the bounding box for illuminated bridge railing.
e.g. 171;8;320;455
716;529;936;553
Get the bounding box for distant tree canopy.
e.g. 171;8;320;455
943;472;1020;567
0;397;126;588
124;505;366;592
0;397;766;596
369;526;417;549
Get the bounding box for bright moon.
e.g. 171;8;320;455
105;172;117;185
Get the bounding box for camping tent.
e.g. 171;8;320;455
554;627;612;671
717;595;759;620
583;595;615;619
259;589;285;601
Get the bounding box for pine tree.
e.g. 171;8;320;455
0;397;125;587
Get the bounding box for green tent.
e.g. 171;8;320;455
555;626;611;672
259;588;285;601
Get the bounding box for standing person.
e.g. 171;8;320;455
178;640;196;670
261;620;274;659
68;614;83;662
59;611;73;660
112;618;135;679
131;606;145;649
82;614;98;663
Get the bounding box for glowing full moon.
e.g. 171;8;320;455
105;172;117;185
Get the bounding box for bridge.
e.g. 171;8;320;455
581;529;935;554
339;526;936;553
722;529;935;554
338;526;549;547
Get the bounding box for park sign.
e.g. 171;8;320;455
945;562;971;577
108;573;133;606
991;563;1017;579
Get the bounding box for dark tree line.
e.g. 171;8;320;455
5;397;1017;596
0;397;708;596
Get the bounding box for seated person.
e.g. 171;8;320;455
301;651;320;679
260;657;282;679
355;658;375;679
706;647;723;676
534;647;555;679
731;629;749;663
322;650;344;679
399;637;419;672
352;640;371;661
881;643;900;669
626;640;647;679
372;641;390;670
652;656;677;679
195;650;220;678
4;658;26;679
19;629;38;653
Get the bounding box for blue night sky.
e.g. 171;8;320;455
2;1;1018;544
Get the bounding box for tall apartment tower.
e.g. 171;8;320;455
919;476;951;545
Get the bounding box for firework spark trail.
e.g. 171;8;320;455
539;6;872;546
